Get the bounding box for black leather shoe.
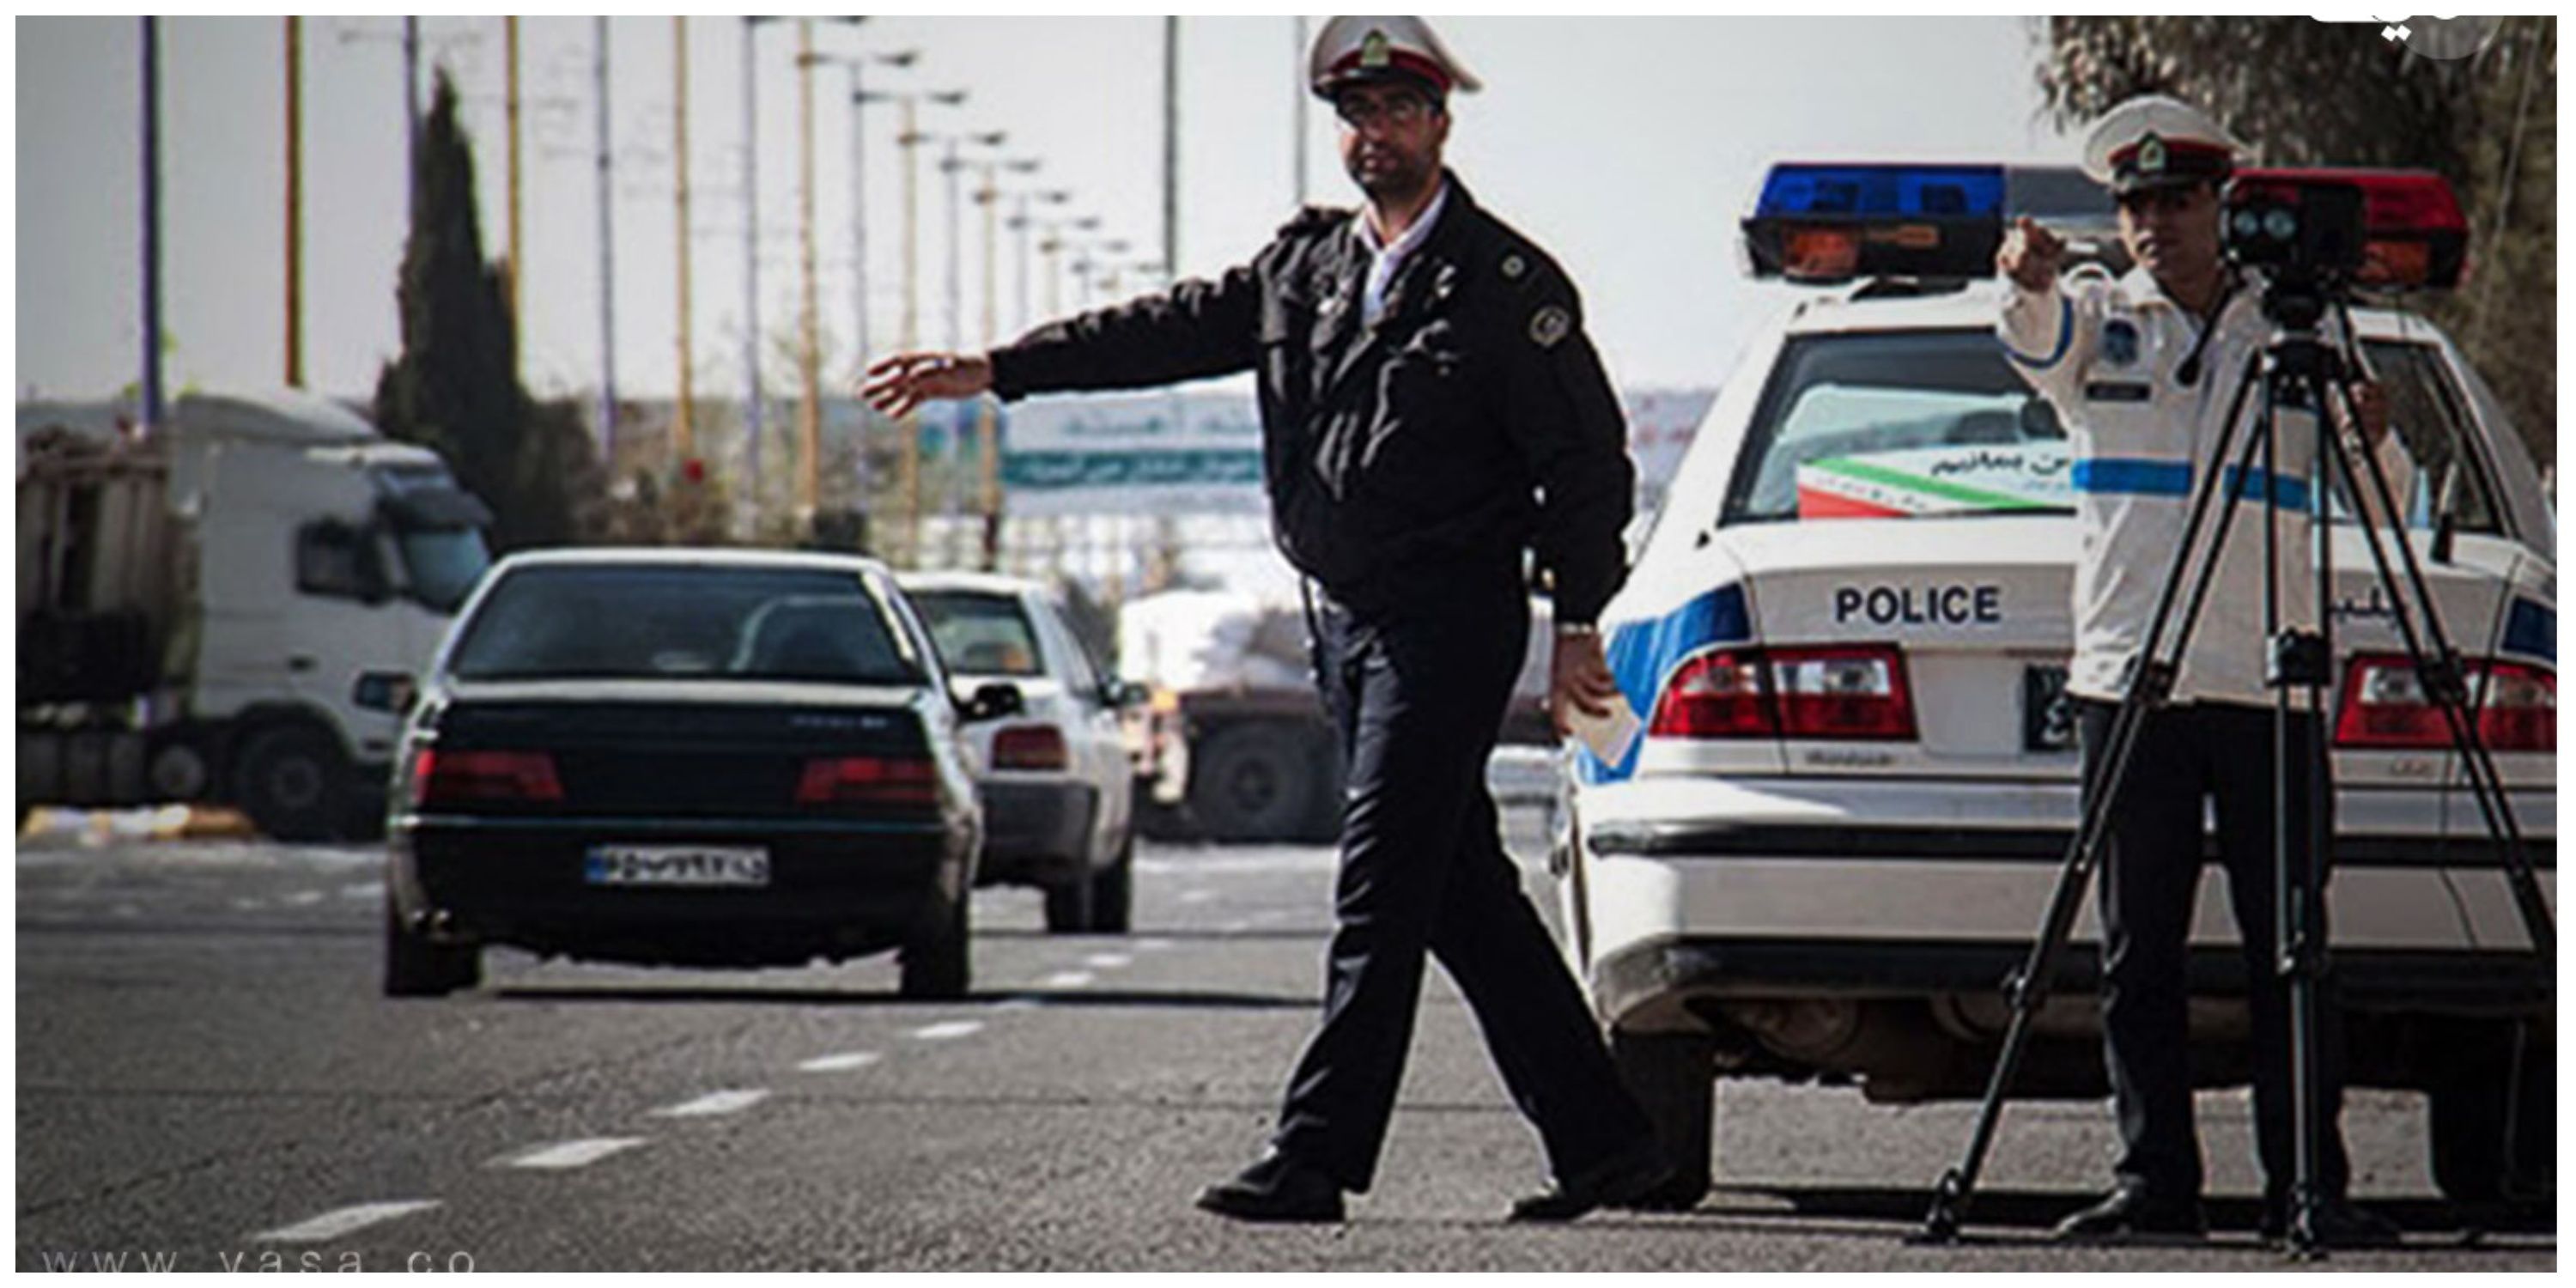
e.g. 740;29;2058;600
1194;1149;1346;1224
2053;1183;2208;1243
2263;1196;2403;1249
1508;1134;1673;1223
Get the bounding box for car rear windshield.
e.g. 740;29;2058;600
908;591;1046;677
1723;330;2070;526
1722;328;2501;534
447;565;927;684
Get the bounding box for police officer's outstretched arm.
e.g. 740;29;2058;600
864;265;1264;417
1495;261;1636;728
1996;216;2097;408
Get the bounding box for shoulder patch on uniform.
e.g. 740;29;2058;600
1278;204;1353;238
1529;304;1572;349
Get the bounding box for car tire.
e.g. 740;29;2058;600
2427;1024;2553;1215
382;897;479;998
1189;721;1315;843
1612;1029;1718;1211
900;894;971;1000
1088;829;1134;934
1042;872;1094;935
234;724;354;843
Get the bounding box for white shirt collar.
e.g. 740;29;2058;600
1354;181;1449;325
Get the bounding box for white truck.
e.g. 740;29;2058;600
18;390;494;841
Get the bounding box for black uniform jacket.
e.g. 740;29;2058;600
985;174;1636;624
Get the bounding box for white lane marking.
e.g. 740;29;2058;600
254;1200;441;1243
1083;952;1133;969
1133;938;1176;952
1178;889;1217;904
1040;970;1095;989
651;1089;770;1118
337;882;381;900
797;1051;883;1073
498;1138;648;1170
1135;852;1339;876
909;1019;984;1042
990;997;1042;1012
231;898;267;911
281;890;325;908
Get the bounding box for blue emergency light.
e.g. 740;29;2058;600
1742;162;2111;283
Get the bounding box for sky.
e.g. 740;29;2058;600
16;15;2073;408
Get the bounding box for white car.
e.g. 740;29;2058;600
901;572;1141;933
1556;165;2555;1214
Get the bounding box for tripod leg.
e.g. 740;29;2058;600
1917;352;2271;1242
2314;384;2554;965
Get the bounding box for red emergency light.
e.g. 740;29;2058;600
2233;167;2468;289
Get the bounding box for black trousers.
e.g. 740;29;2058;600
1270;566;1651;1192
2076;698;2351;1206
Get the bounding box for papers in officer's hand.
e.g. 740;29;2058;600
1565;697;1642;766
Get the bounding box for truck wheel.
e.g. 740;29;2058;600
1042;871;1095;935
900;894;971;999
1612;1030;1718;1211
382;898;479;998
1087;829;1134;933
2428;1025;2554;1214
235;725;352;843
1190;722;1312;842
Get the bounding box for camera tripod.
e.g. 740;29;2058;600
1915;276;2556;1257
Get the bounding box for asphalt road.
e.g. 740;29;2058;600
15;813;2553;1272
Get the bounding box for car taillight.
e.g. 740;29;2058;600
795;755;938;805
1649;644;1918;741
410;748;563;806
2335;653;2555;752
990;725;1069;771
1771;645;1918;739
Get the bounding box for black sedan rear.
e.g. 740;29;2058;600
370;550;1015;999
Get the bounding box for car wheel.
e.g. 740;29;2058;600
382;897;479;998
900;894;971;1000
2427;1024;2553;1215
1042;871;1095;935
1612;1029;1718;1211
235;725;354;843
1087;829;1134;934
1189;722;1315;842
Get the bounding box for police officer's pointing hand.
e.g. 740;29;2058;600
1550;630;1620;733
862;352;994;422
1998;216;2065;294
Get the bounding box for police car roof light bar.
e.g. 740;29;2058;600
1742;163;2109;284
2235;167;2468;290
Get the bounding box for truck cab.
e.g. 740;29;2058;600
20;390;494;840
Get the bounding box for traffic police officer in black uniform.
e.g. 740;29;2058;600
865;15;1668;1225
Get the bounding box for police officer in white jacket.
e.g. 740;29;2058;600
1997;95;2406;1247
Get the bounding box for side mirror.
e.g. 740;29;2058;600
957;681;1026;723
1103;679;1151;709
352;671;418;715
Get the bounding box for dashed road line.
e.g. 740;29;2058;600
650;1089;770;1118
337;882;382;900
281;890;325;908
1083;952;1133;969
496;1138;648;1170
796;1051;884;1073
1133;938;1176;952
253;1200;441;1244
908;1019;984;1042
990;997;1042;1012
1178;889;1217;905
1040;970;1095;989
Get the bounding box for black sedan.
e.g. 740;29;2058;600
362;549;1022;999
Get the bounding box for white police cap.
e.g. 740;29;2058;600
1308;16;1482;100
2081;94;2243;195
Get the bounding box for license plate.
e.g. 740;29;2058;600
583;845;771;888
2022;665;2075;752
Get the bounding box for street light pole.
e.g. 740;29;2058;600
506;16;523;374
594;17;617;463
797;19;819;522
739;16;775;519
672;16;693;462
284;17;303;389
140;17;162;432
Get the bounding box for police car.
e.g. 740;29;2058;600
1556;163;2555;1212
